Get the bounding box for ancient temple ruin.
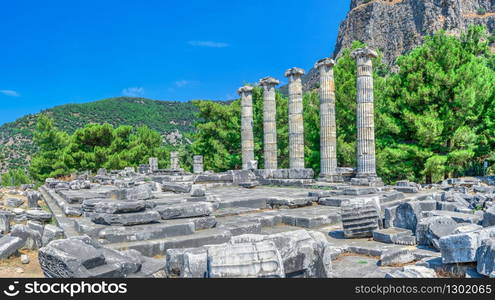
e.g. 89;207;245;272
2;47;495;279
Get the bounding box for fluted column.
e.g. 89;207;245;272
149;157;158;172
315;58;341;181
352;47;378;178
170;151;179;170
259;77;280;170
285;68;305;169
238;85;255;170
193;155;204;174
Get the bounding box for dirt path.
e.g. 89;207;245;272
0;250;44;278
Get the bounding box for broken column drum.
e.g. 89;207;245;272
285;68;305;169
315;58;341;182
259;77;280;170
238;85;255;170
193;155;204;174
170;152;180;170
149;157;158;172
351;47;379;178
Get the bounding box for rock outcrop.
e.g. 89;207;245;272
299;0;495;91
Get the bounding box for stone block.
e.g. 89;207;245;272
25;209;53;223
341;199;380;238
415;216;460;250
476;238;495;276
0;236;24;259
380;249;415;266
93;201;146;214
166;247;208;278
207;241;285;278
156;202;214;220
91;210;161;226
483;206;495;227
439;227;495;263
5;198;24;208
161;182;192;194
26;191;41;208
372;227;414;244
42;225;65;246
11;224;42;250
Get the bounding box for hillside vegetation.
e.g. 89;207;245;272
0;97;199;172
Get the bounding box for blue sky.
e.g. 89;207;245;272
0;0;351;125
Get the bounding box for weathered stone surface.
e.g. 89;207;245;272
39;237;106;278
122;184;153;200
385;266;438;278
341;199;380;238
259;76;280;170
380;249;415;266
26;191;41;208
476;238;495;276
208;240;285;278
0;211;14;234
263;230;333;278
156;202;214;220
194;173;233;183
393;201;437;232
483;206;495;227
0;236;24;259
190;187;206;197
286;67;306;169
166;247;208;278
372;227;414;244
91;211;161;226
25;209;53;223
416;216;460;250
21;254;30;264
11;224;42;249
238;85;255;171
439;227;495;263
5;197;24;208
93;201;146;214
42;224;65;246
161;182;192;194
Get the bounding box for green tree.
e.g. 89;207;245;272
379;26;495;183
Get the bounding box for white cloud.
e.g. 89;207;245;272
122;87;145;97
175;80;193;88
0;90;20;97
188;40;230;48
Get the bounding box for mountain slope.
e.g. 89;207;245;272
299;0;495;91
0;97;200;172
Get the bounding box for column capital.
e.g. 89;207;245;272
284;67;305;78
351;47;378;59
314;58;336;69
237;85;254;95
259;76;280;88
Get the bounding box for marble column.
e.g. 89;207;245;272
238;85;255;170
315;58;341;182
170;151;179;170
351;47;379;179
149;157;158;172
259;77;280;170
285;67;305;169
193;155;204;174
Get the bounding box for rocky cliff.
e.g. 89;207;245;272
299;0;495;91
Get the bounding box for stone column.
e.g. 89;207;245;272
285;68;305;169
315;58;341;182
149;157;158;172
238;85;255;170
193;155;204;174
351;47;380;182
259;77;280;170
170;151;179;170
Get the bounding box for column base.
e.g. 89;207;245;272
318;174;345;183
351;175;383;187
